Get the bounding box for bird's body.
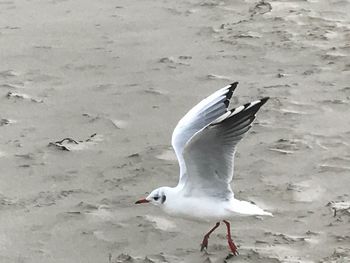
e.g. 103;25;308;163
156;186;232;222
155;186;271;222
136;82;272;255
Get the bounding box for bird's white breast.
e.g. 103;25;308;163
162;194;233;222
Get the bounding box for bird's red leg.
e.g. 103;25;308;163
222;220;239;256
200;222;220;251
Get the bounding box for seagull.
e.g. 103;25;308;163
136;82;272;255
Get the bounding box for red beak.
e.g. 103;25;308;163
135;198;150;204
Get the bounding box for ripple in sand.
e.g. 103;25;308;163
144;215;176;231
249;1;272;17
314;135;349;151
82;113;128;129
0;193;23;209
113;253;179;263
0;69;19;78
0;83;23;89
287;181;324;202
319;157;350;173
286;100;320;114
6;91;43;103
93;230;115;242
6;91;30;99
326;50;349;58
48;133;103;151
268;148;294;155
321;247;350;262
263;84;291;89
87;205;115;222
199;0;222;7
31;190;84;207
320;164;350;173
0;118;13;126
321;98;348;105
257;244;312;263
156;149;177;162
280;108;309;115
75;201;99;211
111;119;128;129
269;138;312;155
159;56;190;67
327;201;350;217
234;31;262;39
206;73;232;81
264;231;308;244
143;88;164;96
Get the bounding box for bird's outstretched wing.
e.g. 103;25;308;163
181;97;269;199
172;82;238;186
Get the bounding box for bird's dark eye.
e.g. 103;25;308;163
153;196;159;201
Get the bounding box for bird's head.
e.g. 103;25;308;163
135;187;168;206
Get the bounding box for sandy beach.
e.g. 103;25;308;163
0;0;350;262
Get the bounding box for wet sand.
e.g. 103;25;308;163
0;0;350;262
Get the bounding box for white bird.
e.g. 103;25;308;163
136;82;272;255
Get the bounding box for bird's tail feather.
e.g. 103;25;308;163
228;199;273;216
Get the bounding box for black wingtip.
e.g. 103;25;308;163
224;82;239;107
243;97;270;110
228;82;239;96
260;97;270;105
230;81;239;88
